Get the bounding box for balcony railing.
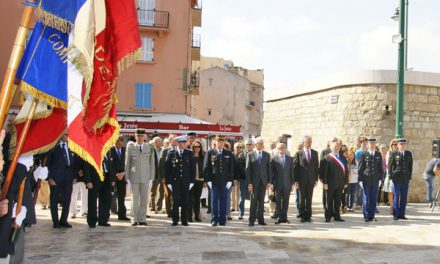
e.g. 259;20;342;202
137;9;169;29
192;34;201;48
190;72;200;88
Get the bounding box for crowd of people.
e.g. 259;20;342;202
1;128;440;263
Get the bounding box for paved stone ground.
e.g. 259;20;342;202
24;188;440;264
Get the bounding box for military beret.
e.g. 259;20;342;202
215;135;226;141
397;138;407;144
136;129;146;135
187;132;197;138
176;135;187;142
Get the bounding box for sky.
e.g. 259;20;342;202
200;0;440;96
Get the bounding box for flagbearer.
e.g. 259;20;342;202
125;129;155;226
165;136;195;226
322;138;348;223
358;137;383;222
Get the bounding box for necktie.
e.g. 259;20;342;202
139;145;142;153
180;150;183;156
258;152;262;164
281;155;285;166
117;148;121;158
306;149;311;164
61;143;70;166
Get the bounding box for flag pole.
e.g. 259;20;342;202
0;98;37;201
0;0;37;131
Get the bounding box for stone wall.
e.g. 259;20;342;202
262;83;440;202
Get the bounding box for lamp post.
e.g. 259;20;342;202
392;0;408;138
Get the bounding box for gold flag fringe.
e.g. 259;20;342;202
117;48;142;76
68;118;120;181
37;8;73;33
21;82;67;109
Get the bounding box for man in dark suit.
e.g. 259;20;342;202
358;137;383;222
85;152;114;228
271;143;294;224
110;137;129;221
165;136;195;226
204;135;234;226
388;138;413;220
246;137;272;226
294;136;319;223
322;137;348;223
47;134;75;228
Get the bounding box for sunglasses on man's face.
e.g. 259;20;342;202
194;146;201;148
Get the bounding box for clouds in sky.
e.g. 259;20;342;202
200;1;440;94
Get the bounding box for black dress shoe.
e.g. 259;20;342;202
182;222;189;226
98;223;111;227
365;219;371;222
306;218;312;223
211;222;218;226
167;214;172;218
89;224;96;228
227;216;233;220
296;214;302;218
219;223;225;226
146;215;151;218
238;216;243;220
139;222;148;226
171;222;178;226
118;217;131;221
271;215;277;219
258;222;267;226
399;216;408;220
325;218;331;223
206;210;211;214
248;222;254;226
334;218;345;222
131;222;139;226
195;217;202;222
53;223;60;228
188;218;193;222
301;218;306;223
371;218;377;222
60;222;72;228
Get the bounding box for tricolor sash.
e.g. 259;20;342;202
328;153;346;175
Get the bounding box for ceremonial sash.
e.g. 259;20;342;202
328;153;346;175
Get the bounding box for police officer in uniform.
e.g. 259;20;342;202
165;136;195;226
203;135;234;226
358;137;383;222
388;138;413;220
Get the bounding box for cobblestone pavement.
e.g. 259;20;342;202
24;188;440;264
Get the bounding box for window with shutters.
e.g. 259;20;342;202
134;83;153;109
139;37;154;62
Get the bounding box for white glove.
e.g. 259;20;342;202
12;204;27;228
167;184;173;191
359;181;363;189
378;180;382;188
226;181;232;190
208;181;212;189
126;179;132;188
149;179;153;186
189;183;194;190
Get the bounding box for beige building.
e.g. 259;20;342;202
262;70;440;202
190;57;264;138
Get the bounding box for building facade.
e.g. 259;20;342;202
191;57;264;138
262;70;440;202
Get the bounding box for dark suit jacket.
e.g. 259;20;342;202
322;153;348;190
74;155;89;183
271;154;294;190
110;147;126;178
293;149;319;185
388;150;413;184
159;147;171;180
235;152;247;180
203;149;234;187
47;142;75;183
194;155;205;180
165;148;196;185
84;152;114;188
358;151;384;186
319;148;331;181
245;150;272;188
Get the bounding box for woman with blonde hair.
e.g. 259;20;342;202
383;139;398;214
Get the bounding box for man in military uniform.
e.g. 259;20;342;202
388;138;413;220
358;137;383;222
165;136;195;226
125;129;155;226
203;135;234;226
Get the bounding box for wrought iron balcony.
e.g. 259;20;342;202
137;9;169;29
